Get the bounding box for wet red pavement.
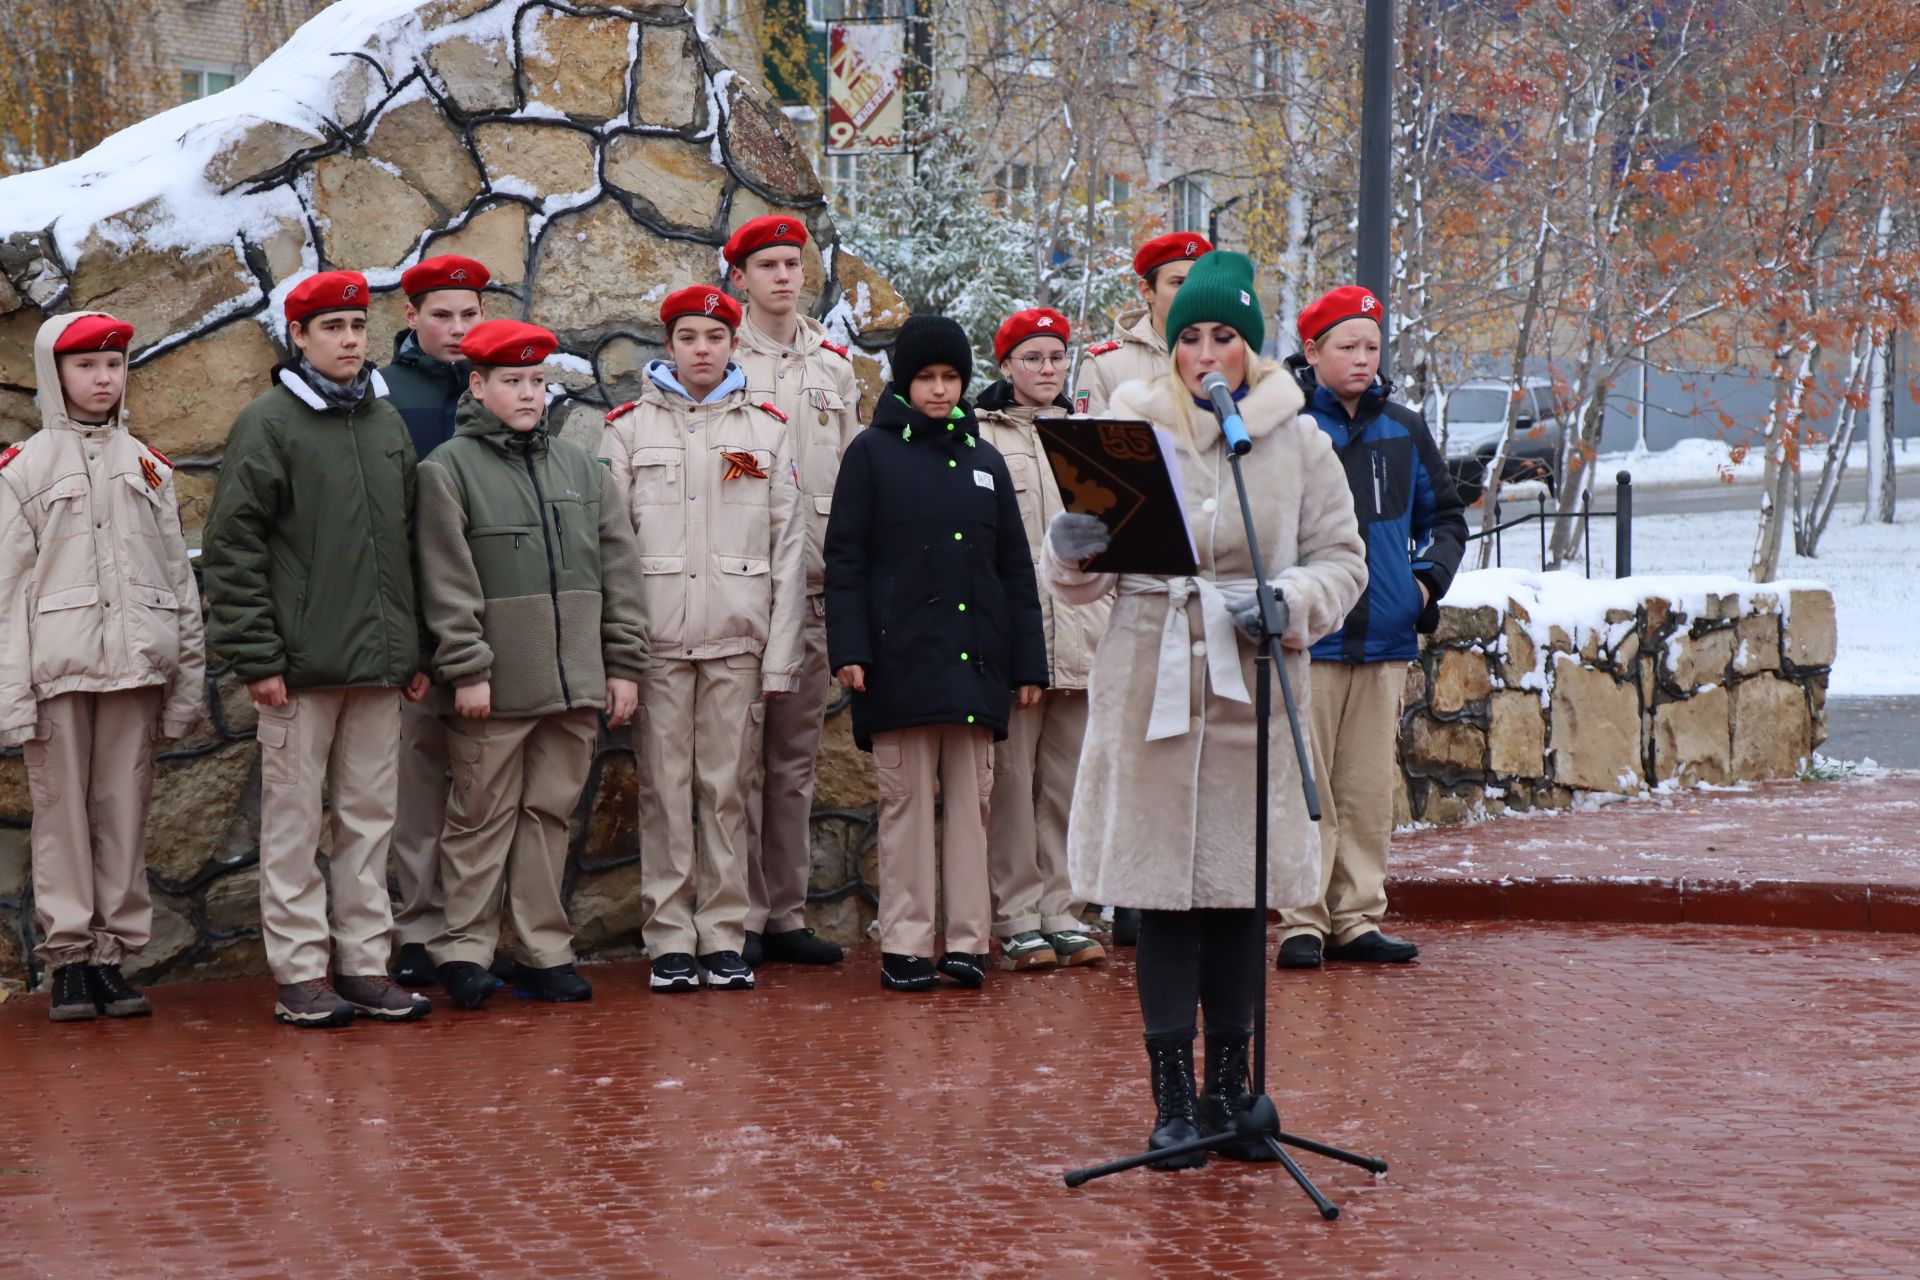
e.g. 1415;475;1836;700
5;924;1920;1279
1391;773;1920;932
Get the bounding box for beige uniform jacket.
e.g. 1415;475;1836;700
1074;307;1168;418
600;368;807;691
733;311;863;593
973;395;1113;691
0;312;207;746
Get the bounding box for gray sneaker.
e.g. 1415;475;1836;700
1046;930;1107;967
998;930;1058;971
335;974;432;1022
273;978;356;1028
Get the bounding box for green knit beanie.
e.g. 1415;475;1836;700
1162;250;1265;354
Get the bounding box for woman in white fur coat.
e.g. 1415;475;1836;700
1044;252;1366;1168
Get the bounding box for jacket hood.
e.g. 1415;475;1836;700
644;359;748;405
271;361;391;412
453;389;549;451
34;311;130;434
1116;305;1166;356
392;329;466;382
738;309;830;360
1107;358;1305;452
975;378;1072;415
1284;352;1394;424
870;390;980;452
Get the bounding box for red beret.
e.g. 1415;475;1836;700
1133;231;1213;279
723;214;809;268
1298;286;1384;344
52;314;135;355
993;308;1071;362
402;255;491;299
661;285;743;333
285;271;371;326
459;319;558;367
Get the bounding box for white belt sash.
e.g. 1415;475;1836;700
1117;573;1261;741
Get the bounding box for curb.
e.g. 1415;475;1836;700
1388;875;1920;933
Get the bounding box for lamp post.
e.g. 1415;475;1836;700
1357;0;1394;368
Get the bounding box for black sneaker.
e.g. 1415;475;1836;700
487;952;514;989
1276;935;1323;970
650;952;700;993
881;952;939;991
698;951;755;990
1323;931;1419;964
937;952;986;989
437;961;497;1011
84;963;152;1018
761;928;844;965
743;930;764;967
512;962;593;1002
391;943;438;988
48;964;97;1023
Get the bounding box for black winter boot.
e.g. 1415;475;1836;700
84;963;152;1018
48;964;97;1022
1199;1031;1278;1161
1143;1032;1207;1170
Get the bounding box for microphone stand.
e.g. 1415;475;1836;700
1063;380;1388;1219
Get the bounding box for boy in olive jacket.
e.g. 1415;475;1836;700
413;320;649;1010
202;271;433;1031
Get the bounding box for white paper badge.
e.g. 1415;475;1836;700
973;470;995;490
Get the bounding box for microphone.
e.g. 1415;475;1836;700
1201;371;1252;456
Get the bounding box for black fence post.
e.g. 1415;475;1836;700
1614;470;1634;579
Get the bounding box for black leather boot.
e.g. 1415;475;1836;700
1199;1031;1278;1161
1143;1032;1207;1170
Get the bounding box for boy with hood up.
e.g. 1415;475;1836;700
0;312;207;1022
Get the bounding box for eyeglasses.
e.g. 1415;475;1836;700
1013;352;1070;370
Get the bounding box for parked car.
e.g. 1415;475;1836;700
1429;377;1563;502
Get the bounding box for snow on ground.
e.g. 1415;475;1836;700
1597;436;1920;487
1458;497;1920;696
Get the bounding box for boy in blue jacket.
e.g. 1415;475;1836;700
1278;287;1467;969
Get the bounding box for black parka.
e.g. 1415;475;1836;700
824;393;1048;751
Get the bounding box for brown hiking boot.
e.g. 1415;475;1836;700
273;978;355;1028
335;974;431;1022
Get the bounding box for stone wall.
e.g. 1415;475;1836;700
1395;570;1836;826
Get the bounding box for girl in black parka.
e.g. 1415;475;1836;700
825;315;1049;992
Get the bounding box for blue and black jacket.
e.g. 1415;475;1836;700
379;330;467;463
1287;355;1467;664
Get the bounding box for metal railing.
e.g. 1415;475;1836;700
1464;470;1635;578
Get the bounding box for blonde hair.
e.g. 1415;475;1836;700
1150;352;1279;459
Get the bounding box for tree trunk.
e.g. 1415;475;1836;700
1866;329;1896;524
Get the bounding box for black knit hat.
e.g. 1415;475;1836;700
889;314;973;396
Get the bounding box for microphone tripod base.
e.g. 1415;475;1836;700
1063;1090;1388;1219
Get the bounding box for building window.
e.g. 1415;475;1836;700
693;0;738;33
998;162;1034;217
1099;23;1132;81
180;67;237;102
827;152;862;216
1251;34;1279;93
1170;174;1211;232
1100;173;1132;206
807;0;909;23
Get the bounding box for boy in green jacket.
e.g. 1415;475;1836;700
201;271;433;1030
412;319;649;1010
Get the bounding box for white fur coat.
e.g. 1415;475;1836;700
1043;365;1367;909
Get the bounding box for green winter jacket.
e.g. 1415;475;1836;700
201;365;427;689
414;395;649;717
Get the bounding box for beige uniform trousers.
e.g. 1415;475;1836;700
1280;661;1405;945
390;696;450;948
24;687;163;967
873;724;993;958
636;655;762;957
744;601;829;935
255;687;403;984
987;689;1090;938
433;708;597;970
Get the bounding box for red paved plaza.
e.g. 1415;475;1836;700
5;920;1920;1279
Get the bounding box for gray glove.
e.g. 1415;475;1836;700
1048;512;1111;566
1230;589;1289;644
